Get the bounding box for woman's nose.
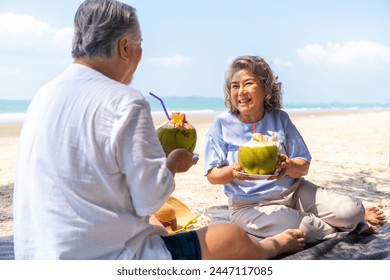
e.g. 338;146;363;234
238;86;246;95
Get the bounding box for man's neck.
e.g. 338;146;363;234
74;57;123;83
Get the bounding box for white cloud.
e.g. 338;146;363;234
0;13;73;52
297;41;390;65
146;55;193;68
272;57;294;67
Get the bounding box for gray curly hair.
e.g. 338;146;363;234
72;0;141;59
224;56;283;115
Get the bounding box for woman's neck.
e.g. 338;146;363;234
237;110;265;124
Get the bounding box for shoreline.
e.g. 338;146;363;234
2;107;390;125
152;107;390;126
1;108;390;237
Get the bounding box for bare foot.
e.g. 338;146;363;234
364;207;387;226
270;229;306;255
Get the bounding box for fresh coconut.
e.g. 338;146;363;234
157;112;197;156
238;133;279;175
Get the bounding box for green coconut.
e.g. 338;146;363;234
156;114;197;156
238;141;279;175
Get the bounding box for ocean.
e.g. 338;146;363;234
1;97;390;123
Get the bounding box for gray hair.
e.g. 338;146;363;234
224;56;283;115
72;0;141;59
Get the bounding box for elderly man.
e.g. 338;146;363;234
13;0;305;260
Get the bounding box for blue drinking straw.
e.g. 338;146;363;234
149;92;171;120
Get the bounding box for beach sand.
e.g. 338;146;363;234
1;110;390;237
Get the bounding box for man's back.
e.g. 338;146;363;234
13;63;173;259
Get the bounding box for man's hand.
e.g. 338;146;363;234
166;148;199;175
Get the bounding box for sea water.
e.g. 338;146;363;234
1;97;389;123
0;100;30;123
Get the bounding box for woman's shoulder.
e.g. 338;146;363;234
213;111;236;123
207;111;236;133
217;111;233;118
269;109;291;120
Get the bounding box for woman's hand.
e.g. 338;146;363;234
207;162;249;184
231;162;251;181
268;154;309;180
268;154;291;180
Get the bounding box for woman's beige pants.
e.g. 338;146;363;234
228;178;368;243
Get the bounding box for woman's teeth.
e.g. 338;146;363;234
239;98;251;104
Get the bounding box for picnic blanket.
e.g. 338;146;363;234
205;205;390;260
0;235;14;260
2;205;389;260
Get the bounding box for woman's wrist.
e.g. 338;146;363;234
286;158;293;175
230;163;241;179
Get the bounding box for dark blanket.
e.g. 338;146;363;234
0;235;14;260
205;205;390;260
2;205;389;260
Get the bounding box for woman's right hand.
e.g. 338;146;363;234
207;162;255;184
231;162;257;180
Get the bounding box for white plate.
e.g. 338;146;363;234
237;171;278;179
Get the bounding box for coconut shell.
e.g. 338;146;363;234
156;121;197;156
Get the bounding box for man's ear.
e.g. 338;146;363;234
118;37;130;61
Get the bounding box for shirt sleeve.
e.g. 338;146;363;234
204;118;230;175
280;111;312;163
112;93;174;216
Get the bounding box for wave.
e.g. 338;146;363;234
1;98;390;123
0;113;26;123
151;109;224;116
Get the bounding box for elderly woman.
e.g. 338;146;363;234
205;55;386;243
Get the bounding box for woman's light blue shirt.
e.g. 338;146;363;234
204;109;312;201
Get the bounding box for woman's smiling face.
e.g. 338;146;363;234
230;69;266;122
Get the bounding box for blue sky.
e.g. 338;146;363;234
0;0;390;104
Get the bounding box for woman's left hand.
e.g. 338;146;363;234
268;154;310;180
267;153;291;180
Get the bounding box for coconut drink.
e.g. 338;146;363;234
157;112;197;156
238;132;281;175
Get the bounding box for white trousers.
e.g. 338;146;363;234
228;178;368;243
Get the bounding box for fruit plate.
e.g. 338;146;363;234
237;171;278;180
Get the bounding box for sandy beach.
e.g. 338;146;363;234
1;110;390;237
